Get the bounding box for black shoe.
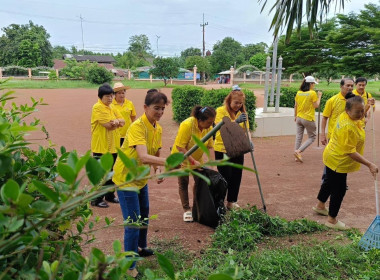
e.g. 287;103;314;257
91;201;109;208
105;197;119;203
138;248;154;257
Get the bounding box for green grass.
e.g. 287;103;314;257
1;78;175;89
141;207;380;280
238;83;265;89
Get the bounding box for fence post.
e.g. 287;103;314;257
128;69;131;80
170;77;173;85
230;66;234;85
275;56;283;113
243;72;246;84
193;65;197;86
56;69;59;78
150;73;153;83
0;68;2;79
28;68;32;79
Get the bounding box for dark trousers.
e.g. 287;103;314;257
215;151;244;203
317;166;347;218
93;152;117;203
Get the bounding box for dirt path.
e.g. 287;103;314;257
9;87;380;256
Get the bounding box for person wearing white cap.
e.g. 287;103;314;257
112;82;136;146
293;76;322;162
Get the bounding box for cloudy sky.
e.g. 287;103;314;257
0;0;377;57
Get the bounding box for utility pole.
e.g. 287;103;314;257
79;14;85;54
200;13;208;57
156;35;160;57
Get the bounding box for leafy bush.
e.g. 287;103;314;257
172;85;205;122
48;70;58;80
85;64;114;84
201;88;256;129
59;59;91;79
270;87;338;111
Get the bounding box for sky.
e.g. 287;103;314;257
0;0;377;57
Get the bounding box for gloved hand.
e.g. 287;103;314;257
235;113;247;123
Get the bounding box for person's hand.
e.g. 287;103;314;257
317;91;323;97
368;163;378;178
235;113;247;124
249;141;254;151
368;98;375;106
155;168;164;184
294;116;297;122
321;134;327;146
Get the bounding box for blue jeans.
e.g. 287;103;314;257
117;185;149;269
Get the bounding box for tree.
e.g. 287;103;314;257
0;21;53;67
128;34;152;61
276;19;337;77
181;47;202;60
52;45;70;59
242;42;268;61
150;57;179;86
209;37;244;74
327;3;380;77
249;53;267;70
259;0;347;42
185;56;211;82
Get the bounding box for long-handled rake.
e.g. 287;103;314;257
359;105;380;250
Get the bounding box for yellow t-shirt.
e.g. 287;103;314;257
322;92;346;140
353;89;375;108
323;112;365;173
112;113;162;189
91;99;122;154
171;116;214;163
295;90;318;121
214;106;249;153
112;98;136;138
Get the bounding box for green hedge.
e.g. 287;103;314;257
269;87;339;111
172;86;256;130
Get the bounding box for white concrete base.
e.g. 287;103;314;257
253;107;322;137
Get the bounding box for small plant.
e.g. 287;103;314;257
85;64;114;84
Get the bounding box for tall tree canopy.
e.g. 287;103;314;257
210;37;244;74
0;21;53;67
128;34;152;61
181;47;202;60
242;42;268;61
150;57;179;86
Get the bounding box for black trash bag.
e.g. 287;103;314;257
192;168;228;228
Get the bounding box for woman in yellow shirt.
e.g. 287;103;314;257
294;76;322;162
171;106;216;222
112;89;168;277
214;89;250;210
112;82;136;146
90;83;125;208
313;95;378;230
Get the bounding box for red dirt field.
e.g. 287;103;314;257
7;86;380;256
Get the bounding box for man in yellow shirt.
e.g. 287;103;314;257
313;96;378;230
353;77;376;127
91;83;125;208
321;78;354;145
112;82;136;146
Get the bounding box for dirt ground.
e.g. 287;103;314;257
8;85;380;256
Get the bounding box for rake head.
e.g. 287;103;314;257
358;215;380;251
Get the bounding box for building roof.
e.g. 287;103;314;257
63;54;115;64
53;59;66;69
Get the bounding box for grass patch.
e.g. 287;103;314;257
141;207;380;279
239;83;265;89
1;78;177;89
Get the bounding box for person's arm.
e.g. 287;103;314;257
176;146;200;166
348;152;378;177
100;120;119;130
321;116;328;145
118;119;125;127
135;145;166;166
153;149;164;184
131;115;136;122
313;91;323;108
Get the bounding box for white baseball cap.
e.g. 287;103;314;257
305;76;318;84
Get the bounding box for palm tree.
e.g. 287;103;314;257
259;0;347;42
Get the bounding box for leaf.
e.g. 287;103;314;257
117;149;137;172
113;240;122;254
8;218;24;232
165;152;185;170
31;200;56;212
100;153;114;171
86;157;106;186
156;253;175;280
17;193;34;208
1;179;20;202
192;134;210;157
67;152;78;170
208;274;234;280
75;151;91;173
60;146;67;155
51;260;59;274
57;163;76;184
33;180;59;203
91;248;106;263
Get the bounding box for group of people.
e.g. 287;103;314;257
293;76;378;230
90;84;251;277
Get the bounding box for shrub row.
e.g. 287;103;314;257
172;86;257;130
269;87;339;111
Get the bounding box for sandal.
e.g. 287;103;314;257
312;206;328;216
294;152;303;163
325;220;347;230
183;211;193;222
227;202;240;210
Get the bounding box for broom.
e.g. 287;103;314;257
358;105;380;250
